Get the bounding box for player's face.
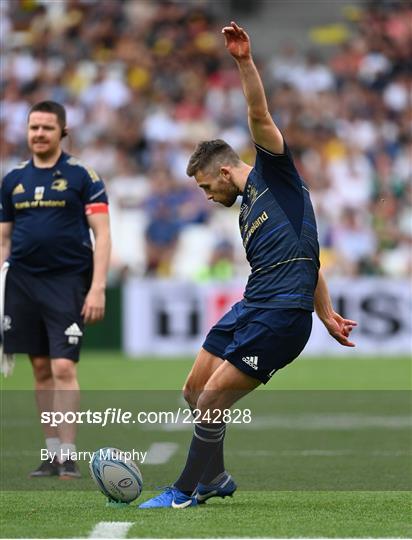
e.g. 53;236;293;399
27;112;62;157
195;169;239;207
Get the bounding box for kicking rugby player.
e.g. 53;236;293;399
0;101;111;478
139;21;357;508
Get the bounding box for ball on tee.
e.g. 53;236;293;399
89;447;143;503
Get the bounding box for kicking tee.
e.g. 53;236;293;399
239;142;320;311
0;152;108;274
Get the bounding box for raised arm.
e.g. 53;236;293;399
222;21;284;154
314;270;357;347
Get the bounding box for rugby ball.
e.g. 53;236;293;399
89;447;143;503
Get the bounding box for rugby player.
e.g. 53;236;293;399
139;22;357;509
0;101;111;478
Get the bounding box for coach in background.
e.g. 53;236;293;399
0;101;111;478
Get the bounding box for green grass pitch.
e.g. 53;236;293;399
1;353;411;538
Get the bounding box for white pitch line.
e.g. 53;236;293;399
145;442;178;464
89;521;133;538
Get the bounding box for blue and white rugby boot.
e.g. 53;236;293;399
139;487;197;509
196;472;237;503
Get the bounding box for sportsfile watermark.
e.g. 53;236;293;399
40;407;252;427
2;390;410;491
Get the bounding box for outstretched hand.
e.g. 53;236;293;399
322;312;357;347
222;21;251;60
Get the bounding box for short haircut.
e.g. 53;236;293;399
186;139;240;177
28;101;67;136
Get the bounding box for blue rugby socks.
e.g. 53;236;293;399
174;422;226;495
199;431;226;485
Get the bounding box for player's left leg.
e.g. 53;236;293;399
139;362;260;508
183;302;246;490
182;348;231;497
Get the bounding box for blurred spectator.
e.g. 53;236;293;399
142;167;209;276
143;169;181;276
196;239;236;281
79;134;118;179
331;207;377;275
107;149;150;277
325;144;374;218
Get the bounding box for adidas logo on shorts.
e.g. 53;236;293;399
242;356;258;370
64;323;83;345
64;323;83;337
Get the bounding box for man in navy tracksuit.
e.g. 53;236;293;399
0;101;111;478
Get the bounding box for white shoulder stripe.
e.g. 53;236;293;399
10;160;29;171
254;143;284;157
89;188;106;201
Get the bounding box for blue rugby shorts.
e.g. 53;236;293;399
203;300;312;384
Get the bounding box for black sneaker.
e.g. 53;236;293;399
59;459;81;479
30;457;60;477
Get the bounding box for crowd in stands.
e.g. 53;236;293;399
1;0;411;280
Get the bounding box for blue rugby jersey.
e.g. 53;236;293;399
0;152;108;274
240;142;319;311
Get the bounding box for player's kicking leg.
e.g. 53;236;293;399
139;360;260;508
182;348;222;409
183;348;238;502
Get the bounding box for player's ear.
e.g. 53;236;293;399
220;166;231;180
61;126;68;138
